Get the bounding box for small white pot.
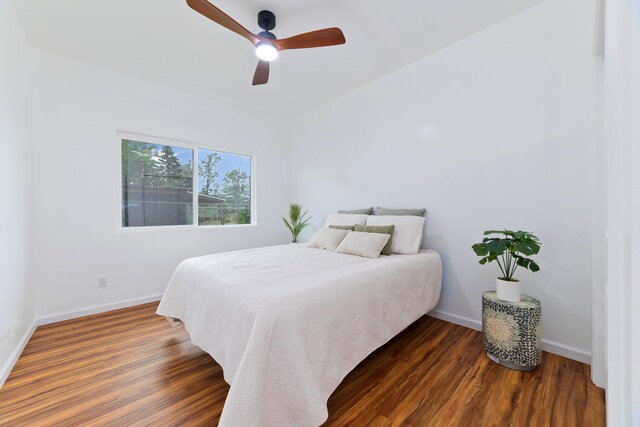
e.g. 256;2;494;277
496;278;521;302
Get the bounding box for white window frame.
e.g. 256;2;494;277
116;131;257;232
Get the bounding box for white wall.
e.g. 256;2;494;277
29;50;291;319
0;0;36;384
291;0;601;361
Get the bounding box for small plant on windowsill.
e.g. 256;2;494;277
282;203;311;243
471;230;541;302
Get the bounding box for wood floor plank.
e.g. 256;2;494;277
0;302;605;426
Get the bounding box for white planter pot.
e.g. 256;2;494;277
496;278;521;302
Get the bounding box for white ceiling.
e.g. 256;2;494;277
12;0;543;118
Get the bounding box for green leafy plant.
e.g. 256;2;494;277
282;203;311;243
471;230;541;281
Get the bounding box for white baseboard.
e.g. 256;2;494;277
429;309;591;365
429;309;482;331
540;338;591;364
37;294;163;326
0;320;37;389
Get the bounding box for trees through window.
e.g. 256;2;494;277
197;148;251;226
121;138;252;228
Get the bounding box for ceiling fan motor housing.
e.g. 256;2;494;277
258;10;276;31
258;31;276;40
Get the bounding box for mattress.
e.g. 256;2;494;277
157;244;442;426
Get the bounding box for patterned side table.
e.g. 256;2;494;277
482;291;542;371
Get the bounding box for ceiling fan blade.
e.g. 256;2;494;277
273;27;346;51
186;0;258;45
252;60;270;85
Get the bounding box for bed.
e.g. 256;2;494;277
157;243;442;427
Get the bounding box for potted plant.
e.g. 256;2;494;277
282;203;311;243
471;230;541;302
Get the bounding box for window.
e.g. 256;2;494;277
121;137;252;228
198;148;251;226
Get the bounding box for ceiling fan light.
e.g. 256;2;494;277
256;42;278;61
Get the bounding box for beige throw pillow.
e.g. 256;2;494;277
353;224;395;255
307;228;350;251
335;231;390;259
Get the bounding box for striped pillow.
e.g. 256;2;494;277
373;207;426;217
329;225;356;231
354;224;395;255
338;208;373;215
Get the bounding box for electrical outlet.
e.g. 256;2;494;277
98;276;108;288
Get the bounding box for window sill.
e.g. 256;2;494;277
117;223;257;233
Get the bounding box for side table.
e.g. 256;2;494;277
482;291;542;371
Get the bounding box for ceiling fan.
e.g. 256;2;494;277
186;0;346;86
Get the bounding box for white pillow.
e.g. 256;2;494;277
365;215;425;255
307;228;350;251
335;232;390;259
324;213;369;227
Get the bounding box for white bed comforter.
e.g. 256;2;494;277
157;244;442;427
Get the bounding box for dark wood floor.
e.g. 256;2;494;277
0;302;605;426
